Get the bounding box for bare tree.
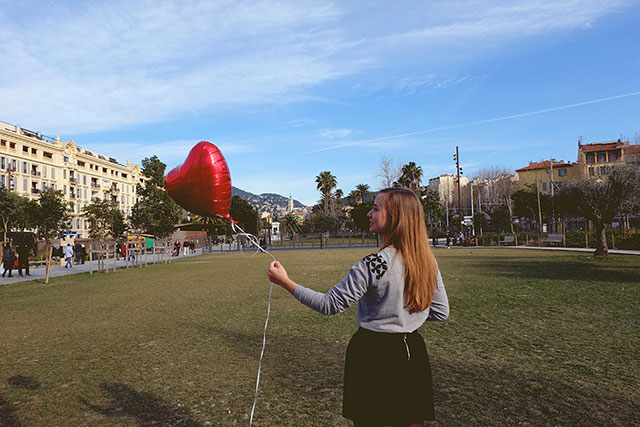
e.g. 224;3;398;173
472;166;517;233
376;156;400;189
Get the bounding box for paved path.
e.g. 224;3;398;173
0;249;204;286
3;244;638;286
433;244;640;256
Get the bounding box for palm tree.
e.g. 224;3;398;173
282;213;301;239
354;184;371;204
399;162;423;192
316;171;337;214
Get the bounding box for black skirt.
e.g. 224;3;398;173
343;328;435;425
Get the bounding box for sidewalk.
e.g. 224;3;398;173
434;244;640;256
0;249;205;286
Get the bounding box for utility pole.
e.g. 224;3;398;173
453;146;463;235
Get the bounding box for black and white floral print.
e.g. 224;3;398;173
364;253;388;279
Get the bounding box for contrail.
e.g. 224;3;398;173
303;91;640;154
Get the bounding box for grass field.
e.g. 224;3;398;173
1;248;639;426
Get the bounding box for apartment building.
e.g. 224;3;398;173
428;174;469;208
0;121;144;239
515;159;579;195
577;139;639;178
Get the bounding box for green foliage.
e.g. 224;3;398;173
82;199;128;240
421;188;442;226
315;171;337;214
395;161;423;191
281;213;302;236
229;195;259;235
0;187;27;241
557;166;640;255
313;214;337;233
131;156;182;238
350;201;373;232
33;188;70;241
489;206;512;232
512;187;550;220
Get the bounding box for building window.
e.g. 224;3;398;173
43;167;47;178
542;182;547;191
43;151;53;159
609;152;618;162
0;139;5;146
599;166;611;175
23;145;29;152
0;157;4;169
22;161;27;173
586;153;594;164
589;167;594;177
0;176;5;188
63;169;67;179
64;156;69;162
23;178;27;191
78;160;85;167
558;168;567;177
31;148;37;155
9;142;16;149
63;185;66;194
597;153;606;163
51;167;55;179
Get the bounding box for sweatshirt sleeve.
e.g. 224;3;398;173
293;258;371;315
427;267;449;321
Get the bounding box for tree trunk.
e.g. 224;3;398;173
594;223;608;256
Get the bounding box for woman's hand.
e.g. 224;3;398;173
267;261;298;295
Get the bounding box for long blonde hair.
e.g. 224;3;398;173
379;188;437;313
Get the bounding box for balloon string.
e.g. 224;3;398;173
229;220;275;426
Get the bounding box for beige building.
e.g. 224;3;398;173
428;174;469;208
0;120;144;239
577;139;640;178
515;159;579;195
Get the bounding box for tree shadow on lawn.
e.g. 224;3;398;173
7;375;40;391
80;382;201;426
473;258;640;284
432;355;639;425
0;394;22;427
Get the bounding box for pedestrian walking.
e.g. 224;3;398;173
63;243;74;268
2;243;16;277
17;243;31;277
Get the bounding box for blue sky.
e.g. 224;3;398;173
1;0;639;205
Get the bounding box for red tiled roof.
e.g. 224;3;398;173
579;140;625;152
516;160;572;172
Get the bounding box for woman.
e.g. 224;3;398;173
267;187;449;426
2;242;16;278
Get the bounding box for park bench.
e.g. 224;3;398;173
543;234;564;246
498;235;516;246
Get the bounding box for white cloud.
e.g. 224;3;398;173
317;128;353;139
0;0;632;134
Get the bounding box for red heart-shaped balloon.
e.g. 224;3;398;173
165;141;234;221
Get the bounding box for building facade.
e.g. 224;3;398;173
428;174;469;208
577;139;639;178
0;121;144;239
515;159;579;195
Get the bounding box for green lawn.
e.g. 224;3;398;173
1;248;639;426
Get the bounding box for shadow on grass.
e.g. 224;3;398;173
204;325;346;392
7;375;40;390
81;383;201;426
0;394;21;427
475;258;640;284
432;355;639;425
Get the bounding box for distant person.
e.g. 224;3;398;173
17;243;31;277
2;243;16;277
80;244;86;264
190;239;195;254
63;243;74;268
267;188;449;425
74;242;83;264
183;240;189;256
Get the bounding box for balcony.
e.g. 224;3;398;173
30;171;41;177
69;177;78;184
91;183;100;189
30;188;41;194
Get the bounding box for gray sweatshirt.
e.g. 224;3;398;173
293;247;449;333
